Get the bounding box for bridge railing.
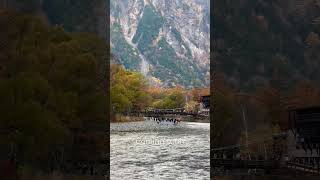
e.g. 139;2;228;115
145;108;186;113
128;108;203;117
212;159;280;169
287;157;320;174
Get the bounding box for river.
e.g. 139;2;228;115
110;119;210;180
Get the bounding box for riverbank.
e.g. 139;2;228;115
111;114;144;122
182;116;210;123
19;173;106;180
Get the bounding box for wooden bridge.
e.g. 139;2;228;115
129;108;208;118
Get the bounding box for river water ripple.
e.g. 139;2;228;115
110;121;210;180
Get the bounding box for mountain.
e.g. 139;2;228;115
213;0;320;92
110;0;210;88
2;0;209;88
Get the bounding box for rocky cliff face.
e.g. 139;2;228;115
111;0;210;88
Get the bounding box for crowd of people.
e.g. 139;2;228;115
148;117;181;125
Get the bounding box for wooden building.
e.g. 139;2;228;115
199;95;210;116
284;106;320;157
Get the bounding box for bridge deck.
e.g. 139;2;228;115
129;111;208;117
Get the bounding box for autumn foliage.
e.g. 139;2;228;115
0;12;107;173
110;64;209;119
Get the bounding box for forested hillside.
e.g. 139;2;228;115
110;63;205;122
212;0;320;151
43;0;107;38
0;0;107;38
213;0;320;92
0;11;108;173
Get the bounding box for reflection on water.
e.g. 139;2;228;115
110;121;210;180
